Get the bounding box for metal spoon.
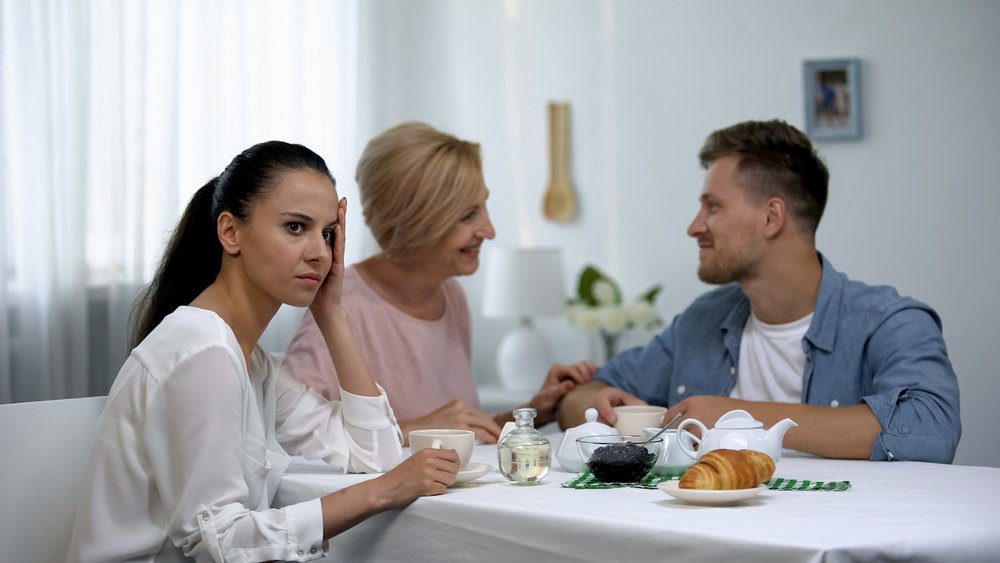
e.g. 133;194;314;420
634;411;684;444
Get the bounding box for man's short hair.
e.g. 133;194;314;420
699;120;829;236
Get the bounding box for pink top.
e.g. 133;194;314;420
284;265;480;421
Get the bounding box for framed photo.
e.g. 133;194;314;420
803;59;861;141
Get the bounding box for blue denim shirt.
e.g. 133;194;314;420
595;255;961;463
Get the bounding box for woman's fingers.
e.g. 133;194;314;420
546;360;598;386
333;197;347;268
411;448;459;491
430;401;502;442
469;421;501;444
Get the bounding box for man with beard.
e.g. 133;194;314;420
558;120;961;463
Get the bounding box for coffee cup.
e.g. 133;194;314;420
642;427;699;477
408;429;475;468
613;405;667;437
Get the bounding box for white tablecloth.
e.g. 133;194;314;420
275;433;1000;562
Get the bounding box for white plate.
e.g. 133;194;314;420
454;462;492;484
657;481;767;506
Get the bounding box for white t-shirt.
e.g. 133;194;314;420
67;306;402;563
730;311;814;403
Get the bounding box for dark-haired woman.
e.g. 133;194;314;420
67;141;458;563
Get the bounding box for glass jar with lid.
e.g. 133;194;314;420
497;407;551;485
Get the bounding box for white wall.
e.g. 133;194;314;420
352;0;1000;467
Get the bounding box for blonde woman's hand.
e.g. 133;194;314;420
544;360;598;388
524;361;598;427
403;400;503;444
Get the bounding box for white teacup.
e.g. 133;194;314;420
642;427;699;478
613;405;667;437
408;429;475;468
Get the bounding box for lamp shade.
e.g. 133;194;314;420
481;247;565;391
481;247;565;319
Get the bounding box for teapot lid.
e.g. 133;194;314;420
564;408;617;439
714;409;763;429
715;418;763;429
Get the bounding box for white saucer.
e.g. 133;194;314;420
454;462;492;484
657;481;767;506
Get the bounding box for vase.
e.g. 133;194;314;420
590;327;659;364
590;331;620;365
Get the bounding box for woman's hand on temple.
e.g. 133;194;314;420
310;197;348;321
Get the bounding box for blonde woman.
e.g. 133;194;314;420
285;122;595;444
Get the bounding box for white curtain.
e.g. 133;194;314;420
0;0;360;403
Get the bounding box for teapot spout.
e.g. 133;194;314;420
765;418;799;453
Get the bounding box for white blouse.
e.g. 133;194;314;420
67;307;403;563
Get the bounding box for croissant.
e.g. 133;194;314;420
679;449;775;490
741;449;776;484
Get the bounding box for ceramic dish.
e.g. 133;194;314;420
454;462;492;484
657;481;767;506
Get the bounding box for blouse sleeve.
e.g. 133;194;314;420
283;311;342;401
270;354;403;472
144;345;326;562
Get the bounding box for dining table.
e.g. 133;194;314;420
275;431;1000;562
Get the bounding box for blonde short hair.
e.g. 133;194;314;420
356;122;486;260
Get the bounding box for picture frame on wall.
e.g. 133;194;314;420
803;58;861;141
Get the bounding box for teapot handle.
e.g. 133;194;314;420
676;418;707;460
677;428;700;453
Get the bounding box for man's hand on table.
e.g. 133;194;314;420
558;380;648;429
663;395;753;435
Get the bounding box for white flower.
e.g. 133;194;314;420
592;279;617;306
626;301;659;328
597;305;627;334
565;303;581;321
574;307;601;332
567;265;663;345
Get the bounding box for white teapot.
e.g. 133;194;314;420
677;409;797;462
556;408;618;472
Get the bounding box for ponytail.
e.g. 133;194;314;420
129;179;222;348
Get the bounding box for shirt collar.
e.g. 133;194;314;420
719;252;841;353
804;252;842;353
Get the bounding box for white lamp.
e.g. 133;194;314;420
481;247;566;391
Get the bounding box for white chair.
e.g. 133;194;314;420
0;396;107;563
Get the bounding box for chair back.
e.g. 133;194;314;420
0;396;107;563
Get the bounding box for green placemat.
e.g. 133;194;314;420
561;471;851;491
766;477;851;491
560;470;672;489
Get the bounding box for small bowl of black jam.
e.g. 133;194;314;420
576;435;663;483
